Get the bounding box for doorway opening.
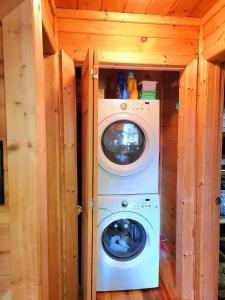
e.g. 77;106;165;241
77;65;182;299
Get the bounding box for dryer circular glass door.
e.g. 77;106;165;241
102;218;146;261
98;211;154;268
98;113;155;176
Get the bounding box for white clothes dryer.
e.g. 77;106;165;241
98;99;159;195
96;194;160;291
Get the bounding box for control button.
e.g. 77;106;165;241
120;102;127;110
121;200;128;208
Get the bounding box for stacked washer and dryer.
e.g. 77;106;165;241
97;99;160;291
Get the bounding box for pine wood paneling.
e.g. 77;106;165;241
54;0;216;17
176;58;198;300
55;0;77;9
168;0;200;16
0;25;11;300
81;49;94;300
77;0;101;10
2;1;48;299
57;18;199;40
160;72;178;257
191;0;217;17
57;9;199;67
147;0;176;15
202;0;225;62
124;0;150;14
58;35;198;67
44;54;62;300
0;0;24;20
0;277;11;300
101;0;126;13
42;0;57;54
56;9;201;26
195;56;222;300
59;51;78;300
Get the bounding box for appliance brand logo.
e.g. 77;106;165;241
120;102;127;110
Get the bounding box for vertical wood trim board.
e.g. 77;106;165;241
0;25;11;300
176;58;198;300
44;54;62;300
59;50;78;300
2;0;48;299
81;49;94;300
195;56;222;300
91;51;99;300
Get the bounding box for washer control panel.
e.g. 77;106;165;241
119;101;151;112
120;198;156;210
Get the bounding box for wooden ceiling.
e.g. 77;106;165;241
54;0;216;17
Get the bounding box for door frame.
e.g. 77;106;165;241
195;57;224;300
88;58;198;300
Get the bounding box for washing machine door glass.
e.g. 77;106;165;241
102;218;146;261
101;120;145;165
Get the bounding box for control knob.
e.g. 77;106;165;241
121;200;128;208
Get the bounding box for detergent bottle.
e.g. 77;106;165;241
127;72;138;99
117;72;128;99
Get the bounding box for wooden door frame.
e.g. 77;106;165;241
95;56;224;300
91;58;198;300
195;57;224;300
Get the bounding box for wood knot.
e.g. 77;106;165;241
140;37;148;43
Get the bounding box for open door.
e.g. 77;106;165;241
82;49;98;300
59;50;78;300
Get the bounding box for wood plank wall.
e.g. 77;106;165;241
42;0;58;54
0;25;11;300
202;0;225;62
160;72;179;257
2;1;48;299
56;9;200;67
44;54;62;300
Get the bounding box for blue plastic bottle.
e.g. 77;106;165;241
118;72;128;99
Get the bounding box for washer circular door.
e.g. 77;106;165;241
98;211;155;269
98;113;155;176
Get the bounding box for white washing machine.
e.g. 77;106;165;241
96;194;160;291
98;99;159;195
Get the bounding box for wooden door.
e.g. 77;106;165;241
59;50;78;300
82;49;98;300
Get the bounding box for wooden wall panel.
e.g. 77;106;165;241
2;1;48;299
195;56;222;300
160;72;179;257
42;0;58;54
54;0;216;17
44;54;62;300
0;25;11;300
176;59;198;300
57;10;199;67
59;51;78;300
0;0;24;20
202;0;225;62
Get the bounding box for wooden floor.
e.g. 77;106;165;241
96;246;180;300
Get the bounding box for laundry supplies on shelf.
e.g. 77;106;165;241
138;80;158;100
117;72;128;99
127;72;138;99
